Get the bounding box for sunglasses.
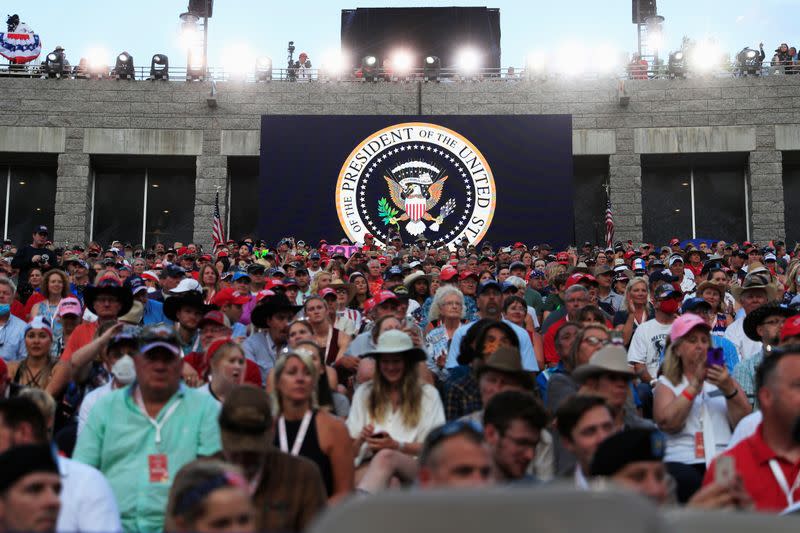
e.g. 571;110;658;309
583;336;611;347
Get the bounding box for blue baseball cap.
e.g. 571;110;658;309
477;279;502;296
124;276;147;295
681;297;712;315
384;266;404;280
232;271;251;282
164;264;186;278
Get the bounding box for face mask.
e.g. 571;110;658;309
111;354;136;385
0;304;10;316
658;299;681;315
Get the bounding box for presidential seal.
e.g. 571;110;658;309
336;122;496;247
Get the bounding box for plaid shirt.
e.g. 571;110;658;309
444;372;482;421
733;351;763;407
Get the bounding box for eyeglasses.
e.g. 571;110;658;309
583;336;610;347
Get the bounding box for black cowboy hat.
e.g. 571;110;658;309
743;303;797;342
163;291;210;323
250;293;302;329
83;274;134;316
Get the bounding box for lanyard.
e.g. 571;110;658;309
278;411;312;456
769;459;800;506
135;388;182;445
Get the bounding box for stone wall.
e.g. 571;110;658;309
1;74;800;248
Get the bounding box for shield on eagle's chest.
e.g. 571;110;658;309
405;196;426;222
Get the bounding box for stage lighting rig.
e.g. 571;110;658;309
114;52;135;80
362;55;378;82
187;47;205;80
150;54;169;80
256;56;272;81
43;48;67;79
455;47;481;80
667;51;685;78
736;45;763;76
423;55;441;82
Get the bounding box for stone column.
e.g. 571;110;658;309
53;128;91;246
748;145;785;243
192;128;228;251
607;128;643;244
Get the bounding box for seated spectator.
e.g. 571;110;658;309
547;324;610;414
654;314;750;503
218;385;326;532
293;340;349;417
703;343;800;512
347;330;445;476
555;395;616;487
483;390;548;483
537;322;580;402
0;444;61;533
613;276;653;346
417;420;494;489
243;293;301;384
7;317;70;402
425;286;466;384
0;278;31;362
271;350;354;502
165;460;255;533
198;338;246;404
0;396;121;532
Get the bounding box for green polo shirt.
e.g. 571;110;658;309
73;384;221;533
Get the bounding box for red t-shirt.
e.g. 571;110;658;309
703;423;800;512
183;350;262;388
61;321;99;362
543;316;568;365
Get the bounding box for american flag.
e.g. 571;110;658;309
604;197;614;249
212;190;225;249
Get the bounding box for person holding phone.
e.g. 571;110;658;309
653;314;751;503
346;330;445;477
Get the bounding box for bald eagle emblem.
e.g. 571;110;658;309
380;161;456;236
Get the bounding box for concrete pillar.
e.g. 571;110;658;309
53;128;91;246
608;129;643;244
748;148;785;243
192;128;228;251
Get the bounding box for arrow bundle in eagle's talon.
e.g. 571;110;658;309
431;198;456;232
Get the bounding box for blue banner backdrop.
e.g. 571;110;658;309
259;115;574;248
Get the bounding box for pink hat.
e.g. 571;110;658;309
57;296;82;317
669;314;710;343
319;287;337;299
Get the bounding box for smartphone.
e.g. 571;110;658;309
716;454;735;486
707;347;725;367
371;432;388;439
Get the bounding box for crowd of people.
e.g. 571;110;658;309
1;224;800;532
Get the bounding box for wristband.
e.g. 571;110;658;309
681;389;696;402
724;388;738;400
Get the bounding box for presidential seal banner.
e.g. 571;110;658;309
259;115;574;248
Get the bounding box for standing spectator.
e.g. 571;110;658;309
73;324;222;532
0;397;121;532
11;225;52;289
0;278;28;362
271;350;354;501
0;444;61;533
653;314;750;502
724;272;776;361
218;385;327;533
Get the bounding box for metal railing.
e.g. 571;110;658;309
0;62;797;82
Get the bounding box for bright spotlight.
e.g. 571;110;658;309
555;46;586;77
593;45;621;76
86;48;109;79
390;50;414;79
114;51;135;80
362;55;377;82
689;40;721;74
525;51;546;79
150;54;169;81
668;50;686;78
187;46;205;80
423;55;441;81
224;44;255;80
255;56;272;81
320;50;349;80
455;47;481;78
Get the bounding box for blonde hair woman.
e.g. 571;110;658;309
271;350;354;503
614;276;653;346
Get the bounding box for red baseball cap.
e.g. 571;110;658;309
206;337;234;361
556;252;570;265
211;287;251;307
781;315;800;342
669;238;680;246
459;270;480;281
378;255;388;265
199;310;232;329
440;266;459;282
319;287;337;299
365;233;374;239
565;272;598;289
513;242;526;249
255;289;276;302
264;279;284;291
373;290;398;306
624;250;635;259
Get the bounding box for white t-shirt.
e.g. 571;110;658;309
77;382;114;436
346;382;445;466
656;376;732;464
56;456;122;533
727;411;762;450
627;318;672;377
724;315;763;361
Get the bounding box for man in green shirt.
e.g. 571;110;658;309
73;324;221;532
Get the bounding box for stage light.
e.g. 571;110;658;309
150;54;169;80
668;50;686;78
224;44;255;80
43;48;66;79
114;51;135;80
455;47;481;78
86;48;109;79
689;40;722;74
255;56;272;81
524;51;546;79
593;45;621;76
390;49;414;80
423;55;441;81
736;47;762;76
320;50;349;80
187;46;205;80
362;55;377;82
